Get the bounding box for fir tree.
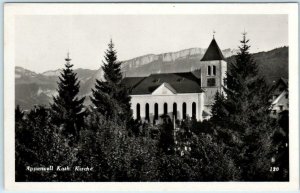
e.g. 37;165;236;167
102;39;123;85
217;33;275;180
224;33;271;131
91;40;132;123
51;54;85;138
211;90;228;126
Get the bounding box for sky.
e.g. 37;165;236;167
15;14;288;73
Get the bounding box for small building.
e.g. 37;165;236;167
123;37;227;123
270;77;289;118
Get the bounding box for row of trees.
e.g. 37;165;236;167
15;35;289;181
49;40;134;139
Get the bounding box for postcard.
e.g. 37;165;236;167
4;3;299;191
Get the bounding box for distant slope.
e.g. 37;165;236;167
15;46;288;109
226;46;288;84
15;67;97;109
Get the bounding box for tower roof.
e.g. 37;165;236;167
201;38;225;61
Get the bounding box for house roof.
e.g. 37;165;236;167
270;77;289;94
123;72;203;95
279;77;288;87
202;110;212;117
201;38;225;61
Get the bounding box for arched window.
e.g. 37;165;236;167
182;102;187;119
173;103;177;120
207;66;211;76
136;103;140;120
164;103;168;115
192;102;196;120
145;103;149;121
154;103;158;120
213;65;216;76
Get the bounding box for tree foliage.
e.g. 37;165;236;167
211;90;228;127
90;40;133;125
15;36;288;182
211;33;279;180
50;54;85;138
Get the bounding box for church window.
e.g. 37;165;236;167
173;103;177;120
154;103;158;120
145;103;150;121
182;102;187;119
213;65;216;76
164;103;168;115
136;103;140;120
207;78;216;87
207;66;211;76
192;102;196;120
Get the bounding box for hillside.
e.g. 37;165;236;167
15;67;98;109
226;46;288;84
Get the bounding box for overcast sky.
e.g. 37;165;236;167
15;14;288;73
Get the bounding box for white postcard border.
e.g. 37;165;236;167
4;3;299;191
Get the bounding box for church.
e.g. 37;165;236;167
123;37;227;123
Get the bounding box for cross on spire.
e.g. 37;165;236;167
213;30;216;39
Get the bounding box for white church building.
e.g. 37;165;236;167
123;37;227;123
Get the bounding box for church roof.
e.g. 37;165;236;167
201;38;225;61
122;76;145;88
123;72;203;95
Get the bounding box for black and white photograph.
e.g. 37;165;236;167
4;3;299;191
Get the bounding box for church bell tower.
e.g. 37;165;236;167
199;35;227;116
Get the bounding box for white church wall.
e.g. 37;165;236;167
130;93;204;122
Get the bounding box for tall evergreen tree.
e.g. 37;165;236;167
103;39;123;85
214;33;275;180
91;40;132;123
51;54;85;137
224;33;271;131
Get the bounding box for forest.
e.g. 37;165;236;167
15;34;289;182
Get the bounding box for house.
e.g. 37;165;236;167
123;37;227;123
270;77;289;118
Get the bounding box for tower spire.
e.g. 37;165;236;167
201;35;225;61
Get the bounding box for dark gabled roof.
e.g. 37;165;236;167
272;77;289;89
202;110;212;117
279;77;288;87
123;72;203;95
201;38;225;61
122;77;145;89
269;77;289;94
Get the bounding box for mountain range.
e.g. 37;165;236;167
15;46;288;110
